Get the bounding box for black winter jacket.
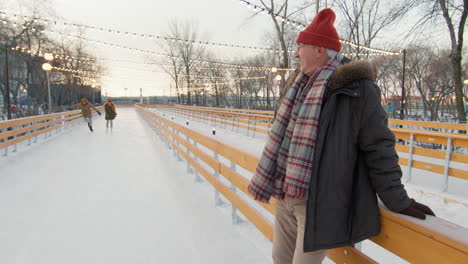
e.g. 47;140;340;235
303;60;412;252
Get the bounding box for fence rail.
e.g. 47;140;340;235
145;104;468;192
0;107;103;154
388;119;468;134
137;105;468;264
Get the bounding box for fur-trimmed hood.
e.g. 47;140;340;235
328;60;377;91
274;60;378;117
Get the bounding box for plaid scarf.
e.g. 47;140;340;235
248;53;343;202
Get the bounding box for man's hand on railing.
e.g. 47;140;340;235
399;199;436;220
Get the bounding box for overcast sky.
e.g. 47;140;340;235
53;0;274;97
4;0;456;97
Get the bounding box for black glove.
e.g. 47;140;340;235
399;199;435;220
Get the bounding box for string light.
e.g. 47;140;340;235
10;36;273;86
52;66;96;76
180;75;267;81
0;11;289;54
0;11;400;56
10;45;98;66
2;14;397;83
237;0;401;55
191;66;294;71
39;30;295;70
2;10;399;93
191;81;241;86
60;74;100;86
103;61;292;73
122;61;293;71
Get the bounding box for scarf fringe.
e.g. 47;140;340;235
283;183;308;200
247;184;271;203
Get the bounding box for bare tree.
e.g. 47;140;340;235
375;55;400;103
335;0;418;59
406;46;437;119
155;34;184;104
166;19;205;105
195;54;230;107
249;1;313;86
1;13;38;118
1;7;103;118
404;46;457;121
411;0;468;123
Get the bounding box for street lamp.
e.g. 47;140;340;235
274;74;282;107
42;63;52;71
42;52;53;114
42;62;52;113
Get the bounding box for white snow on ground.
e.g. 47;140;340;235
0;107;271;264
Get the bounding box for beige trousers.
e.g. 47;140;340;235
273;198;326;264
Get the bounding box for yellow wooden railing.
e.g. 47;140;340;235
388;119;468;134
147;104;468;189
0;107;103;154
137;105;468;264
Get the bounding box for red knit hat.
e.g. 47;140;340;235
296;8;341;52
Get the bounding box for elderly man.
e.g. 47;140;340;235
248;8;434;264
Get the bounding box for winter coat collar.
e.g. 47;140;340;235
328;59;377;91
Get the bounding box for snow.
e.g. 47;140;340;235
1;106;467;264
0;107;271;264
